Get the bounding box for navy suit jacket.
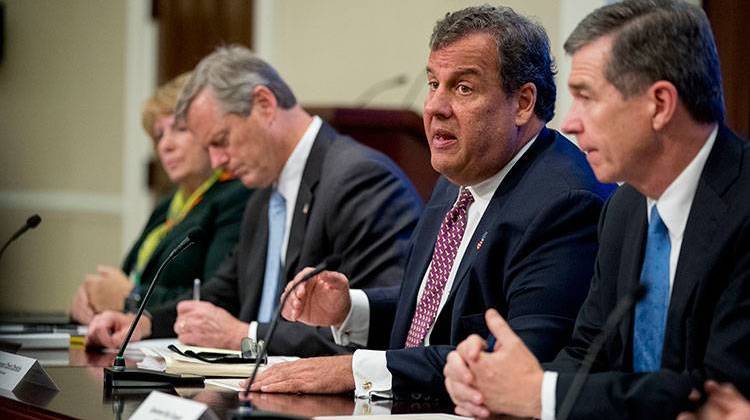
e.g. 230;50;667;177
546;125;750;419
149;121;423;357
364;127;615;398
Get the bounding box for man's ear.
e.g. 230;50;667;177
515;82;537;126
648;81;678;131
251;85;278;120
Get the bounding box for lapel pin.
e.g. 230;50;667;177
476;231;488;251
302;202;310;215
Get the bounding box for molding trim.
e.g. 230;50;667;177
0;190;122;215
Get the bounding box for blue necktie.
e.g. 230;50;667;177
633;206;671;372
257;190;286;323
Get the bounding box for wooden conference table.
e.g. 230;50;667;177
0;348;459;419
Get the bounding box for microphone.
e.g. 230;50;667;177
230;255;342;419
355;74;409;107
103;228;205;389
556;284;647;420
0;214;41;261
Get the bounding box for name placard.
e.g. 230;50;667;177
131;391;218;420
0;351;59;393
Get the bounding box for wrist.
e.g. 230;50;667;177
526;370;544;418
230;320;249;350
140;314;152;338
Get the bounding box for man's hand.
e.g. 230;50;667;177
175;300;248;349
86;310;151;349
70;283;96;324
465;309;543;418
677;381;750;420
444;334;491;418
84;265;133;313
280;268;351;327
242;355;355;394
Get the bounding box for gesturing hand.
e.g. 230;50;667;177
280;268;351;327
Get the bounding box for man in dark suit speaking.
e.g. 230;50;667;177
86;46;423;356
444;1;750;419
247;5;614;398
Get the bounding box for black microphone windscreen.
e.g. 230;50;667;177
325;255;342;271
27;214;41;228
187;228;205;244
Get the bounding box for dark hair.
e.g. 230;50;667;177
175;45;296;123
430;4;557;122
564;0;724;123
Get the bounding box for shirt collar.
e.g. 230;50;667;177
275;116;322;200
647;124;718;240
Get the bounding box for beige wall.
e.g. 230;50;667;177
259;1;562;117
0;1;127;312
0;0;608;313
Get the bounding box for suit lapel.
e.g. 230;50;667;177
282;122;334;283
447;128;555;299
616;197;647;362
663;126;741;364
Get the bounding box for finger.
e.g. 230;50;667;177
445;376;483;406
321;271;350;290
454;402;490;419
687;388;701;401
444;351;474;385
676;413;696;420
484;308;517;346
455;334;486;363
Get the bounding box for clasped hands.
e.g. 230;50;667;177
443;308;544;419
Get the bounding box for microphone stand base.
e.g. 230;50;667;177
103;367;204;389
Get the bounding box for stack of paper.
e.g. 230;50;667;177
138;343;298;377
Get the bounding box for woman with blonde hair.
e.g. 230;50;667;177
70;73;251;323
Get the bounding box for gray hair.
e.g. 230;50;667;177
430;5;557;122
175;45;296;122
564;0;724;124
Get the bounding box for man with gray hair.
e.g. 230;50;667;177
247;5;613;399
444;1;750;419
85;45;423;356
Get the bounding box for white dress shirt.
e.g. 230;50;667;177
247;116;322;340
334;134;539;398
540;124;718;420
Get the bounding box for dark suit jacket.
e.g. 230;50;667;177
122;179;252;311
149;121;423;356
546;125;750;419
363;128;615;398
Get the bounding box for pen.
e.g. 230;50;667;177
193;278;201;301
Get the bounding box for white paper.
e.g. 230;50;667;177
130;390;218;420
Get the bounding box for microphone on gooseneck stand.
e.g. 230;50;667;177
556;284;647;420
103;228;206;390
230;255;342;420
0;214;41;262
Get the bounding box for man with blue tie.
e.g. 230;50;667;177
443;1;750;419
245;5;614;398
85;46;423;355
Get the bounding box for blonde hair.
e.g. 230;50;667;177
141;72;193;141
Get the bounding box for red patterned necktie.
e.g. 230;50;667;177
405;188;474;347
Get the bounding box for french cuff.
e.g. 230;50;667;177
331;289;370;347
541;370;558;420
352;349;392;399
248;321;258;341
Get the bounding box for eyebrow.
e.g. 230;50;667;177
425;66;482;78
568;81;590;93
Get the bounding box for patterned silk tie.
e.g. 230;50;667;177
405;188;474;347
633;206;671;372
257;190;286;323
